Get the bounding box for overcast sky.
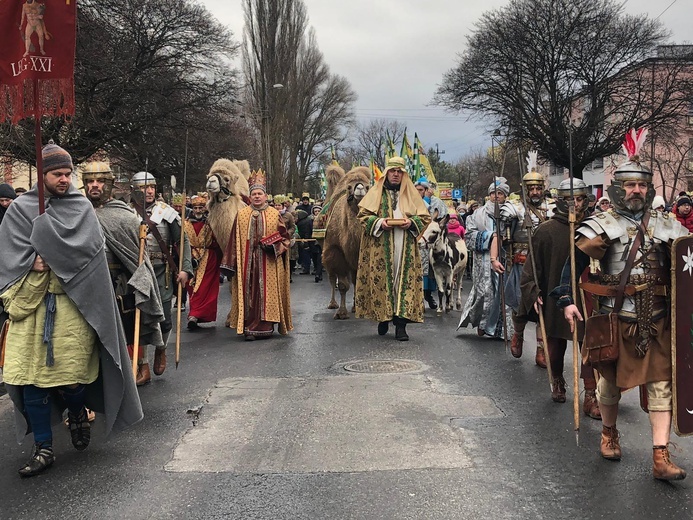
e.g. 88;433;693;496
200;0;692;162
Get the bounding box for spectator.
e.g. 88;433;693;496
674;195;693;233
596;196;611;213
294;209;313;274
14;186;27;196
652;195;666;213
296;195;312;214
0;183;17;225
447;212;465;238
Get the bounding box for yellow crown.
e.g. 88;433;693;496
249;169;266;192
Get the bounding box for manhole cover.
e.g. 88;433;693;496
343;360;422;374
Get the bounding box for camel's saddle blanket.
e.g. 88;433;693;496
671;234;693;436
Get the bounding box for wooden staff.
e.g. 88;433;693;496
132;220;147;377
568;128;580;445
175;129;189;369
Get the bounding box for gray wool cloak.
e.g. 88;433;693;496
96;199;164;348
0;184;143;442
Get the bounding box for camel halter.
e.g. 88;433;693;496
209;172;232;202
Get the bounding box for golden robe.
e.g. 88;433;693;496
355;177;430;323
222;205;293;336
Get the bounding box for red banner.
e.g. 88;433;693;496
0;0;76;123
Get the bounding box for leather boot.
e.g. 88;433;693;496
583;390;602;419
551;376;566;403
378;321;389;336
136;363;151;386
653;446;686;480
510;332;523;358
153;349;167;375
395;324;409;341
535;346;547;368
600;425;621;460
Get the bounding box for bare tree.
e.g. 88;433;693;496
242;0;355;194
345;119;406;167
434;0;693;178
0;0;247;187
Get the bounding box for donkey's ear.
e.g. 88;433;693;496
441;214;450;227
432;208;439;221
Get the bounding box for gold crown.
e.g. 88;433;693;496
249;169;266;191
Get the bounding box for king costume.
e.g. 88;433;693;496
355;156;430;341
221;171;292;339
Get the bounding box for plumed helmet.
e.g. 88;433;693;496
554;178;589;216
131;171;157;188
81;161;114;204
608;128;655;212
523;151;544;187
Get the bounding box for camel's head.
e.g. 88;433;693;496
343;167;370;205
206;159;250;202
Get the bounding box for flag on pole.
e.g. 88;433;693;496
319;165;327;199
374;162;383;182
415;134;438;188
399;131;415;179
385;131;397;161
0;1;77;123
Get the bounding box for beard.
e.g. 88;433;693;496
624;196;645;212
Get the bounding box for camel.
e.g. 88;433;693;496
204;158;250;327
205;158;250;253
321;166;370;319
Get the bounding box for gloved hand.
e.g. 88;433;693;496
260;243;276;255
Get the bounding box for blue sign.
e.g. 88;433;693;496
452;189;463;199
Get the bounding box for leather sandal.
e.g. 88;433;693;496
18;443;54;478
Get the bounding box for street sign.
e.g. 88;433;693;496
452;189;463;199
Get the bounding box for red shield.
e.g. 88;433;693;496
671;235;693;436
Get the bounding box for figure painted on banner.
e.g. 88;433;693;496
355;156;431;341
185;194;223;330
553;129;688;481
0;142;142;477
220;170;292;340
20;0;50;57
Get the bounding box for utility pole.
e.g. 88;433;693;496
435;143;445;162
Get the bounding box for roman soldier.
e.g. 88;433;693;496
494;152;550;363
130;171;192;383
554;129;688;480
82;163;164;386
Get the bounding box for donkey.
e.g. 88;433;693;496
422;213;468;314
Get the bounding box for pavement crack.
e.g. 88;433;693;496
186;388;213;427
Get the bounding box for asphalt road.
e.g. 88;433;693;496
0;274;690;520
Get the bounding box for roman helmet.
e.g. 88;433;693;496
606;128;655;212
131;171;157;188
523;150;545;205
554;178;589;217
81;161;114;204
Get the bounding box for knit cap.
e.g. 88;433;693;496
42;140;73;174
0;183;17;199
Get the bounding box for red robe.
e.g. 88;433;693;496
185;219;222;323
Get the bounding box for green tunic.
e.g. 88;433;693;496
1;271;98;387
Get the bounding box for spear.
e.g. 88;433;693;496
568;127;580;446
174;129;189;369
517;148;553;390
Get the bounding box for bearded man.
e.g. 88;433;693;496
82;162;164;386
355;156;430;341
221;170;292;340
130;172;192;381
554;129;688;481
0;142;142;477
519;179;600;417
185;194;223;330
494;153;551;366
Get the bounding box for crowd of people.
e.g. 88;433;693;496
0;136;689;483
